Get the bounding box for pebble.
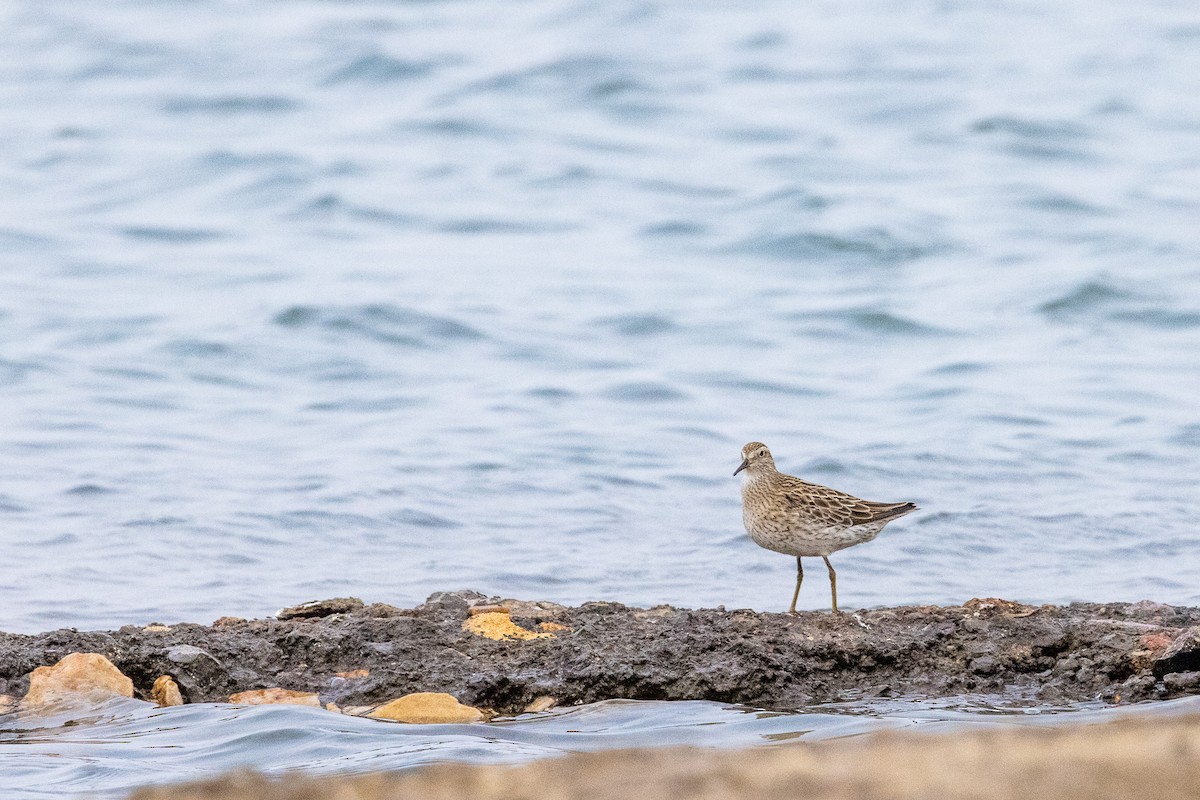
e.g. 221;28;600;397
152;675;185;707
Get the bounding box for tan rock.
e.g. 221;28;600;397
539;621;571;633
142;624;171;633
228;688;320;707
335;669;370;679
524;695;557;713
151;675;185;707
23;653;134;708
0;694;17;714
463;611;555;641
367;692;484;724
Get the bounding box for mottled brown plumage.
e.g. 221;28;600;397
735;441;917;614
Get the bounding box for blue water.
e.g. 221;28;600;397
1;0;1199;796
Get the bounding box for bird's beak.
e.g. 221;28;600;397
733;459;748;476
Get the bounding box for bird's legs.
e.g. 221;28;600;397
822;555;839;614
788;557;803;614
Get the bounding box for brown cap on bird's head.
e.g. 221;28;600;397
734;441;775;476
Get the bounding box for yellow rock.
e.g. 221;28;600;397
228;688;320;707
367;692;484;724
142;624;171;633
464;611;555;641
151;675;184;707
539;621;571;633
335;669;369;679
24;653;134;708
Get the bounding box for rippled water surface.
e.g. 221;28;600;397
1;0;1199;795
2;695;1198;800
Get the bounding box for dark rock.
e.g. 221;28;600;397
2;596;1200;714
420;590;488;615
969;656;997;675
278;597;365;620
1153;627;1200;678
165;645;227;700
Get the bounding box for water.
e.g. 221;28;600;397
3;695;1199;799
1;0;1199;795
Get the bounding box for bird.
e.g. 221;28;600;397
735;441;917;614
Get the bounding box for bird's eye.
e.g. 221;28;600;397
758;449;766;457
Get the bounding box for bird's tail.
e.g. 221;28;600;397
866;501;918;523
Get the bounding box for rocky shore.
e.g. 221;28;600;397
3;592;1200;714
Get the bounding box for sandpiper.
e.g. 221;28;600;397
735;441;916;614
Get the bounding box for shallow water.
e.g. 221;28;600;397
2;695;1198;800
1;0;1198;795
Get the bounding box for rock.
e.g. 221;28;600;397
277;598;364;621
4;596;1200;715
1139;632;1175;652
143;624;171;633
1163;672;1200;693
969;656;997;675
463;611;555;641
420;590;488;615
0;694;17;714
367;692;484;723
229;688;321;707
166;645;227;698
152;675;185;707
23;653;134;707
1153;627;1200;678
363;603;406;618
168;644;222;668
468;604;509;616
962;598;1036;618
335;669;369;680
524;695;557;713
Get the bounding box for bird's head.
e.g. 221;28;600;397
734;441;775;476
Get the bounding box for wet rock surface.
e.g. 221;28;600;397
2;592;1200;714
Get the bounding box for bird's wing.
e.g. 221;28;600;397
781;478;916;527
